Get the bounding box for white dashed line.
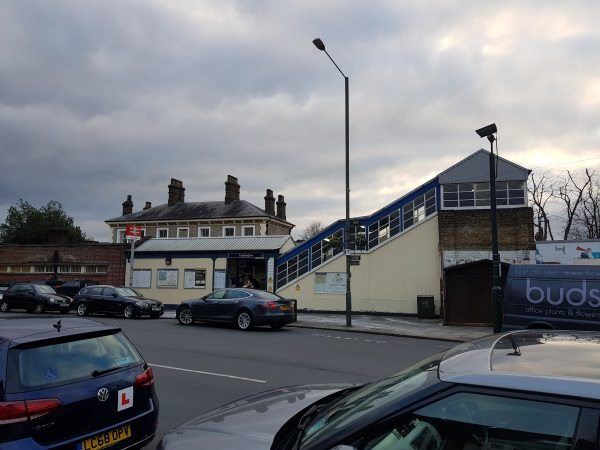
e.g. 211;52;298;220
312;333;387;344
149;363;267;383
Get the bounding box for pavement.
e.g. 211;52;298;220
162;310;492;342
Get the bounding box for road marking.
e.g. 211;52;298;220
311;333;386;344
149;363;267;383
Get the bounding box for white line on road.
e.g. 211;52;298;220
149;363;267;383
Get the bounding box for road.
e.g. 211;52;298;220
4;313;453;448
100;317;452;448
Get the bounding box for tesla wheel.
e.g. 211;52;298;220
270;324;284;330
33;302;45;314
0;301;9;313
177;307;193;325
124;305;136;319
76;303;88;316
235;310;253;331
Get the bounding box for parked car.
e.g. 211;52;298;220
0;284;9;300
503;264;600;330
58;279;98;298
0;317;158;449
159;330;600;449
74;285;164;319
176;288;296;330
0;283;71;314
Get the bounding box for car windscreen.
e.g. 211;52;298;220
35;285;58;295
301;353;441;447
114;287;141;297
6;331;143;393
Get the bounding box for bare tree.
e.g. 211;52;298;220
556;170;592;240
572;169;600;239
528;171;555;240
298;220;325;241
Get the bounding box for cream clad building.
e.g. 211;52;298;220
275;150;536;319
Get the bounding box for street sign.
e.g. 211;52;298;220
125;224;143;241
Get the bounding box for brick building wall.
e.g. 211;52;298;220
438;207;535;251
0;243;128;286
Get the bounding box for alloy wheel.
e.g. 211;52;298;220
76;303;88;316
0;301;9;313
34;303;45;314
177;307;193;325
124;305;135;319
236;311;252;330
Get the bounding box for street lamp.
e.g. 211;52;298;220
475;122;502;333
313;37;352;327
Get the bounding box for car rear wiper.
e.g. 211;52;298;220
92;366;122;377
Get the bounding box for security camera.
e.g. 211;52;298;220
475;123;497;138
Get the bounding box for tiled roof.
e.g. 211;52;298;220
134;235;294;253
105;200;293;225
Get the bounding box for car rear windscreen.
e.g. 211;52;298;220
7;332;142;393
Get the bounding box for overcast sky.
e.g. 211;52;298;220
1;0;599;241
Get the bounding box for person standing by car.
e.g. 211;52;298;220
243;276;254;289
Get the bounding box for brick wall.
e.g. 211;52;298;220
0;243;128;286
438;207;535;251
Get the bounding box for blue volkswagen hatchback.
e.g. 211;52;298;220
0;317;158;449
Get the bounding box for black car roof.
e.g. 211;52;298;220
0;317;120;344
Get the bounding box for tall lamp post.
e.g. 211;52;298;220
475;123;502;333
313;37;352;327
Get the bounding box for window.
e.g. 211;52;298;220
207;289;227;300
443;181;526;208
360;392;579;450
7;332;142;393
116;229;126;243
177;227;189;238
157;228;169;238
184;269;206;288
10;265;31;273
102;287;117;297
157;269;179;287
132;269;152;288
225;289;250;299
242;226;255;236
223;226;235;237
198;227;210;237
34;265;53;273
403;188;436;230
86;265;108;274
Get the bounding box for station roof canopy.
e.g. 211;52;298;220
134;235;294;253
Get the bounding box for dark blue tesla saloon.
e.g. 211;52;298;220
0;317;158;449
176;288;296;330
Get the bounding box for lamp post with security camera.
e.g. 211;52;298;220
476;123;502;333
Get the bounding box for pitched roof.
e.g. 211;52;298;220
438;149;530;184
134;235;294;253
105;200;293;226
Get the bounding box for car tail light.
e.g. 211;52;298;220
135;366;154;387
0;399;61;425
263;301;278;311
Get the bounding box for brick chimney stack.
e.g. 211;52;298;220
143;201;152;210
264;189;275;215
168;179;185;206
122;195;133;215
225;175;240;204
276;195;286;221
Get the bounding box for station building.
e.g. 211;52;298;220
275;149;536;318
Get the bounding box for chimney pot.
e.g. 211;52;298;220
143;201;152;210
225;175;241;204
264;189;275;216
276;195;287;221
122;195;133;216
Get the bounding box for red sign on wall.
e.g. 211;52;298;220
125;224;143;241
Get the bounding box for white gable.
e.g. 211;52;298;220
438;149;529;184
